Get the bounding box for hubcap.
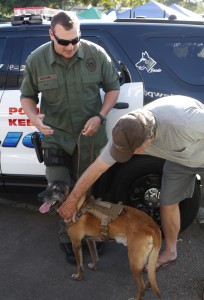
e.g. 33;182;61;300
126;174;162;225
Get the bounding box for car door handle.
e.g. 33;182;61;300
114;102;129;109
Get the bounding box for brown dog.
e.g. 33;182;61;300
39;181;161;300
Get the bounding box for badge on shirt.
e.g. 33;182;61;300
86;58;96;72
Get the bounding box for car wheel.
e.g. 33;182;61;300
108;155;200;232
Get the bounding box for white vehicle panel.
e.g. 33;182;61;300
0;90;45;175
0;82;143;175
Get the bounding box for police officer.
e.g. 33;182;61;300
20;12;120;263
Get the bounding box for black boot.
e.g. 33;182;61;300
59;242;76;265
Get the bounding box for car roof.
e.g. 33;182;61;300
1;16;204;28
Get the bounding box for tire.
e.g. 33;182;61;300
108;155;200;232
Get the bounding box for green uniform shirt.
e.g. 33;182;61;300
20;40;120;157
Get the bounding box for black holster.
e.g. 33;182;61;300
31;132;44;163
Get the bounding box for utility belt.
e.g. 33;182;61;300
43;147;71;168
31;132;71;167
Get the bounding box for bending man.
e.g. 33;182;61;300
58;95;204;269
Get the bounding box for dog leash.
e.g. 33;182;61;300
77;132;94;180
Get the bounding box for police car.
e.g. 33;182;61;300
0;12;203;232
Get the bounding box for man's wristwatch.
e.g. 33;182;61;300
96;113;107;125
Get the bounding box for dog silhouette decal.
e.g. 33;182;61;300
136;51;161;73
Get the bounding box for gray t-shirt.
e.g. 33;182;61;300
101;95;204;168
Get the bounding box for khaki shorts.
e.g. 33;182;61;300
160;161;204;205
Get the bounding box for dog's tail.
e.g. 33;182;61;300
147;229;161;298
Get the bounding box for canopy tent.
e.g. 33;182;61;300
170;4;202;20
105;8;119;18
105;8;116;15
77;6;102;19
117;1;187;19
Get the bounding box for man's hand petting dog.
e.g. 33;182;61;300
58;196;78;222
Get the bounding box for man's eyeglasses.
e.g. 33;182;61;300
53;32;80;46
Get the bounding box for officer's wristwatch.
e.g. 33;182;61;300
96;113;107;125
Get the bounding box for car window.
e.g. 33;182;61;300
6;38;23;88
5;36;49;89
18;36;49;87
0;38;7;89
82;35;131;85
0;38;6;59
18;35;135;88
99;40;131;85
19;35;128;87
149;37;204;86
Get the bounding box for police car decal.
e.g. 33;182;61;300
136;51;161;73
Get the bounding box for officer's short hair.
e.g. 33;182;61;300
51;12;80;32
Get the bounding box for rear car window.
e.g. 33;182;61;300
149;37;204;86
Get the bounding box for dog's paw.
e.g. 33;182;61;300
71;273;82;280
88;262;97;270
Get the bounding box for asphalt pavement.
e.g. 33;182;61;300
0;192;203;300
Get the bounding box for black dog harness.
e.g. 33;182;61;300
65;196;125;240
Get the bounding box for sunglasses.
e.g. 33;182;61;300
53;32;80;46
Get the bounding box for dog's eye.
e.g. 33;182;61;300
53;188;59;193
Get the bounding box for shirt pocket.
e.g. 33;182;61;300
38;79;58;103
82;73;102;84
